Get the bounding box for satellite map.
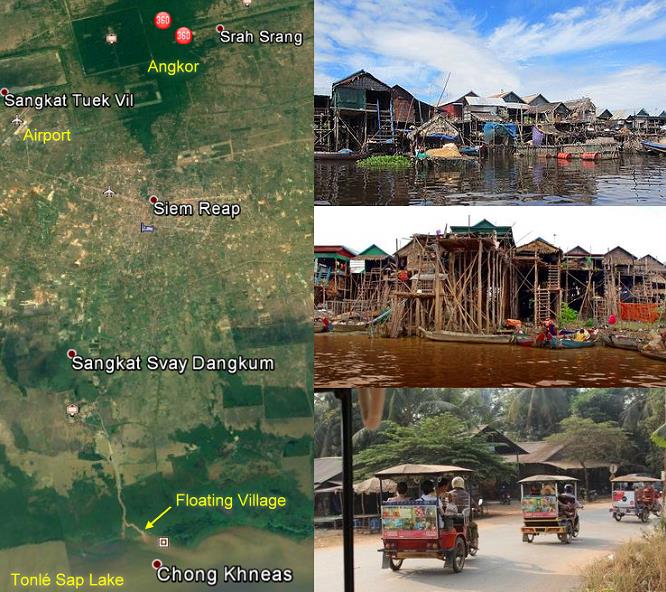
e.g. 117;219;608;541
0;0;313;589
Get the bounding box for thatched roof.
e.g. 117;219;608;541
407;114;459;140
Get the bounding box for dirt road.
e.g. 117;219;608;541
315;503;656;592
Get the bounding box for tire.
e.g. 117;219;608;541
389;558;403;572
451;537;466;573
653;504;662;518
573;520;580;538
639;510;649;523
558;524;573;544
526;533;535;543
613;513;622;522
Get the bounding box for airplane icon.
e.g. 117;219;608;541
103;186;115;197
11;115;23;127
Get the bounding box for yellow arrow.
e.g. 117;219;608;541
145;506;172;530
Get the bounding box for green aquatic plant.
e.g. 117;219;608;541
357;155;412;169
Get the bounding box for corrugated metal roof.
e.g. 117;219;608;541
466;96;528;109
314;456;342;486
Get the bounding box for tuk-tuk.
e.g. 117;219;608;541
519;475;581;544
376;463;478;573
610;475;663;522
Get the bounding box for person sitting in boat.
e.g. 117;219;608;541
645;329;666;352
573;328;590;342
538;319;558;347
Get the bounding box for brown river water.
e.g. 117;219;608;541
314;153;666;205
314;334;666;387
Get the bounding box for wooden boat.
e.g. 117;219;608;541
419;328;513;344
515;335;596;349
640;140;666;155
540;338;596;350
600;332;641;351
332;321;369;333
314;150;367;161
639;348;666;362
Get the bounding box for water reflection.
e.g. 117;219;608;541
314;154;666;205
314;334;666;387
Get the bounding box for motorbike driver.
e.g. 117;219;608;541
448;477;479;550
557;484;580;531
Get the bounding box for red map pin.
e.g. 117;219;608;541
175;27;193;45
154;12;172;30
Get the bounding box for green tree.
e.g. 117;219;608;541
571;389;624;423
353;413;513;482
547;417;630;496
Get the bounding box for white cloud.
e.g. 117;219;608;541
488;1;666;59
315;0;666;108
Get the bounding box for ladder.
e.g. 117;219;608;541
547;264;560;290
535;288;551;324
368;101;396;145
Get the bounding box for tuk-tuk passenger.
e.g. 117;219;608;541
387;482;410;502
420;480;444;526
436;478;450;500
541;483;556;495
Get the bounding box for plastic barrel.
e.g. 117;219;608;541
581;152;599;160
556;152;572;159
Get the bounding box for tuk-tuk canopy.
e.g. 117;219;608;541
518;474;578;483
610;475;661;483
375;463;473;479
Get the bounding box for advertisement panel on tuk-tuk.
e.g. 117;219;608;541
612;489;635;508
382;501;438;539
522;495;558;518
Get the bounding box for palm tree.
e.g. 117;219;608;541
505;388;571;439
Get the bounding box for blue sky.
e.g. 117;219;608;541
315;0;666;112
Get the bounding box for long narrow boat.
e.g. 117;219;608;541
639;348;666;362
543;338;596;349
314;150;367;161
332;321;369;333
418;328;513;345
640;140;666;155
515;335;596;349
600;332;641;351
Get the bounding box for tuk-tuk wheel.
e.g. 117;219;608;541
613;512;622;521
451;536;466;573
639;510;649;523
525;533;535;543
389;558;403;572
557;524;573;544
654;504;662;517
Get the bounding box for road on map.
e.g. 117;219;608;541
315;503;655;592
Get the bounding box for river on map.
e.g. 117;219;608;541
314;334;666;387
314;153;666;205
